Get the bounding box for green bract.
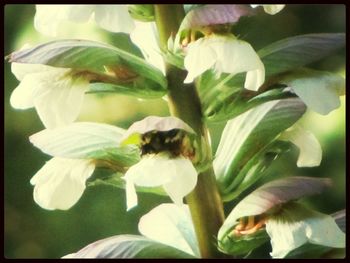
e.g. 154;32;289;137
8;38;167;99
30;122;140;167
63;235;196;258
214;99;306;200
128;5;154;22
178;5;252;38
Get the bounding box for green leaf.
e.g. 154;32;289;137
279;68;345;115
87;80;166;99
285;243;344;259
128;5;154;22
214;99;306;197
266;202;345;258
258;33;345;77
218;228;269;257
218;177;332;243
199;33;345;122
8;39;167;97
29;122;140;167
64;234;196;258
222;140;291;202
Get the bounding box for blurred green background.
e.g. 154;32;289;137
4;5;345;258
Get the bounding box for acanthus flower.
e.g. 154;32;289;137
121;116;198;211
184;34;265;91
10;61;89;129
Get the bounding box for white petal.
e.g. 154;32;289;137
11;62;53;81
244;61;265;91
34;5;94;37
211;37;264;90
266;204;345;258
11;67;89;128
138;204;200;257
125;179;138;211
251;5;285;15
162;157;198;206
10;63;64;109
123;154;173;187
262;5;285;15
30;157;95;210
64;5;95;23
184;35;265;90
123;154;198;208
184;38;217;83
94;5;135;34
291;76;344;115
130;21;165;75
61;253;76;258
123;154;173;210
279;126;322;167
10;78;35;109
24;69;88;128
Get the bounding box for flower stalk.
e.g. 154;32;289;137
155;5;225;258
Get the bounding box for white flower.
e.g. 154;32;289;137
251;5;285;15
27;122;135;211
30;157;95;210
279;126;322;167
10;62;89;129
34;5;135;37
282;70;345;115
123;153;198;211
184;34;265;91
266;203;345;258
138;203;200;257
130;21;166;75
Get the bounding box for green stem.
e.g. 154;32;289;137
154;5;225;258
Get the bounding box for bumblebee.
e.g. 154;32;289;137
140;129;194;158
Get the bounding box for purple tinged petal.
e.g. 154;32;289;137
180;5;253;31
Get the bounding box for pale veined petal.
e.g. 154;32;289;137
138;204;200;257
184;38;217;83
94;5;135;34
279;126;322;167
30;157;95;210
34;5;94;37
130;21;165;75
162;157;198;206
28;69;88;128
